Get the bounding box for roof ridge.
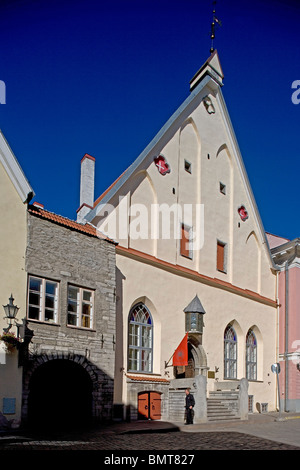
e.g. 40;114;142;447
265;231;290;241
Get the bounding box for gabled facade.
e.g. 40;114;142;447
0;130;34;424
79;52;278;421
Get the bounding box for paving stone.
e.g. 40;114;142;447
0;429;299;451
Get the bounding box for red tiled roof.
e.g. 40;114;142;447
126;374;169;383
28;204;117;245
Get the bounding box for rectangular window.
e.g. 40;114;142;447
217;240;227;273
219;182;226;195
246;339;257;381
28;276;58;323
224;341;237;379
128;347;139;371
180;224;193;259
248;395;254;413
184;160;192;173
3;398;16;415
67;285;94;329
261;403;268;413
128;325;152;373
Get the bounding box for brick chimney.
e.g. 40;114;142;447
76;153;95;223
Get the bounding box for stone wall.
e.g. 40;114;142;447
168;390;186;422
23;212;117;423
126;379;170;421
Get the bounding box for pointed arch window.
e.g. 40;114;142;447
246;329;257;381
224;325;237;379
128;303;153;373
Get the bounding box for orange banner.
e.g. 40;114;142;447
172;333;188;366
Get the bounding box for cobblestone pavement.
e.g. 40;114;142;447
1;413;300;452
1;428;300;451
1;432;300;451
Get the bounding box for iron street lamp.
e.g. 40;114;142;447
3;294;20;333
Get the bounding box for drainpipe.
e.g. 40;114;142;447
276;269;280;411
285;260;289;412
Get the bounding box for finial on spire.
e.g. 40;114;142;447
210;1;222;54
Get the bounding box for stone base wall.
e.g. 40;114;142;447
124;379;170;421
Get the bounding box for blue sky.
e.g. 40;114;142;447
0;0;299;240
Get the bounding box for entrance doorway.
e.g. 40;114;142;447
27;359;93;430
138;391;161;420
175;343;195;379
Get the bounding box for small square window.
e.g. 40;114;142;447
184;160;192;173
219;182;226;195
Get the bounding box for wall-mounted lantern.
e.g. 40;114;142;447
184;295;206;334
3;294;20;333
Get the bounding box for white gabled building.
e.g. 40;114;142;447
78;51;279;422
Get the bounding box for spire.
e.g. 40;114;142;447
183;295;206;314
189;49;224;91
210;1;222;54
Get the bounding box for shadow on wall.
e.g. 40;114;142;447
23;354;114;432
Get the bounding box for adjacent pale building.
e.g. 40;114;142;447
267;232;300;412
0;130;34;423
79;52;279;421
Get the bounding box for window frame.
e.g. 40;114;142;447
184;159;192;174
217;239;227;273
224;324;237;379
180;223;193;259
27;275;59;323
246;329;257;381
128;303;153;373
219;181;226;195
67;284;94;329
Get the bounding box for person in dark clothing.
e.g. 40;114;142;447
185;388;195;424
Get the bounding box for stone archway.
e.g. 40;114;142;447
22;352;100;429
189;335;208;376
174;335;207;379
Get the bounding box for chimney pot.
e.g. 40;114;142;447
77;153;95;223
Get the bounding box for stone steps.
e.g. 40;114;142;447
168;388;242;422
209;391;239;398
207;391;240;422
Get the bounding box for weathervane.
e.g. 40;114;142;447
210;1;222;54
